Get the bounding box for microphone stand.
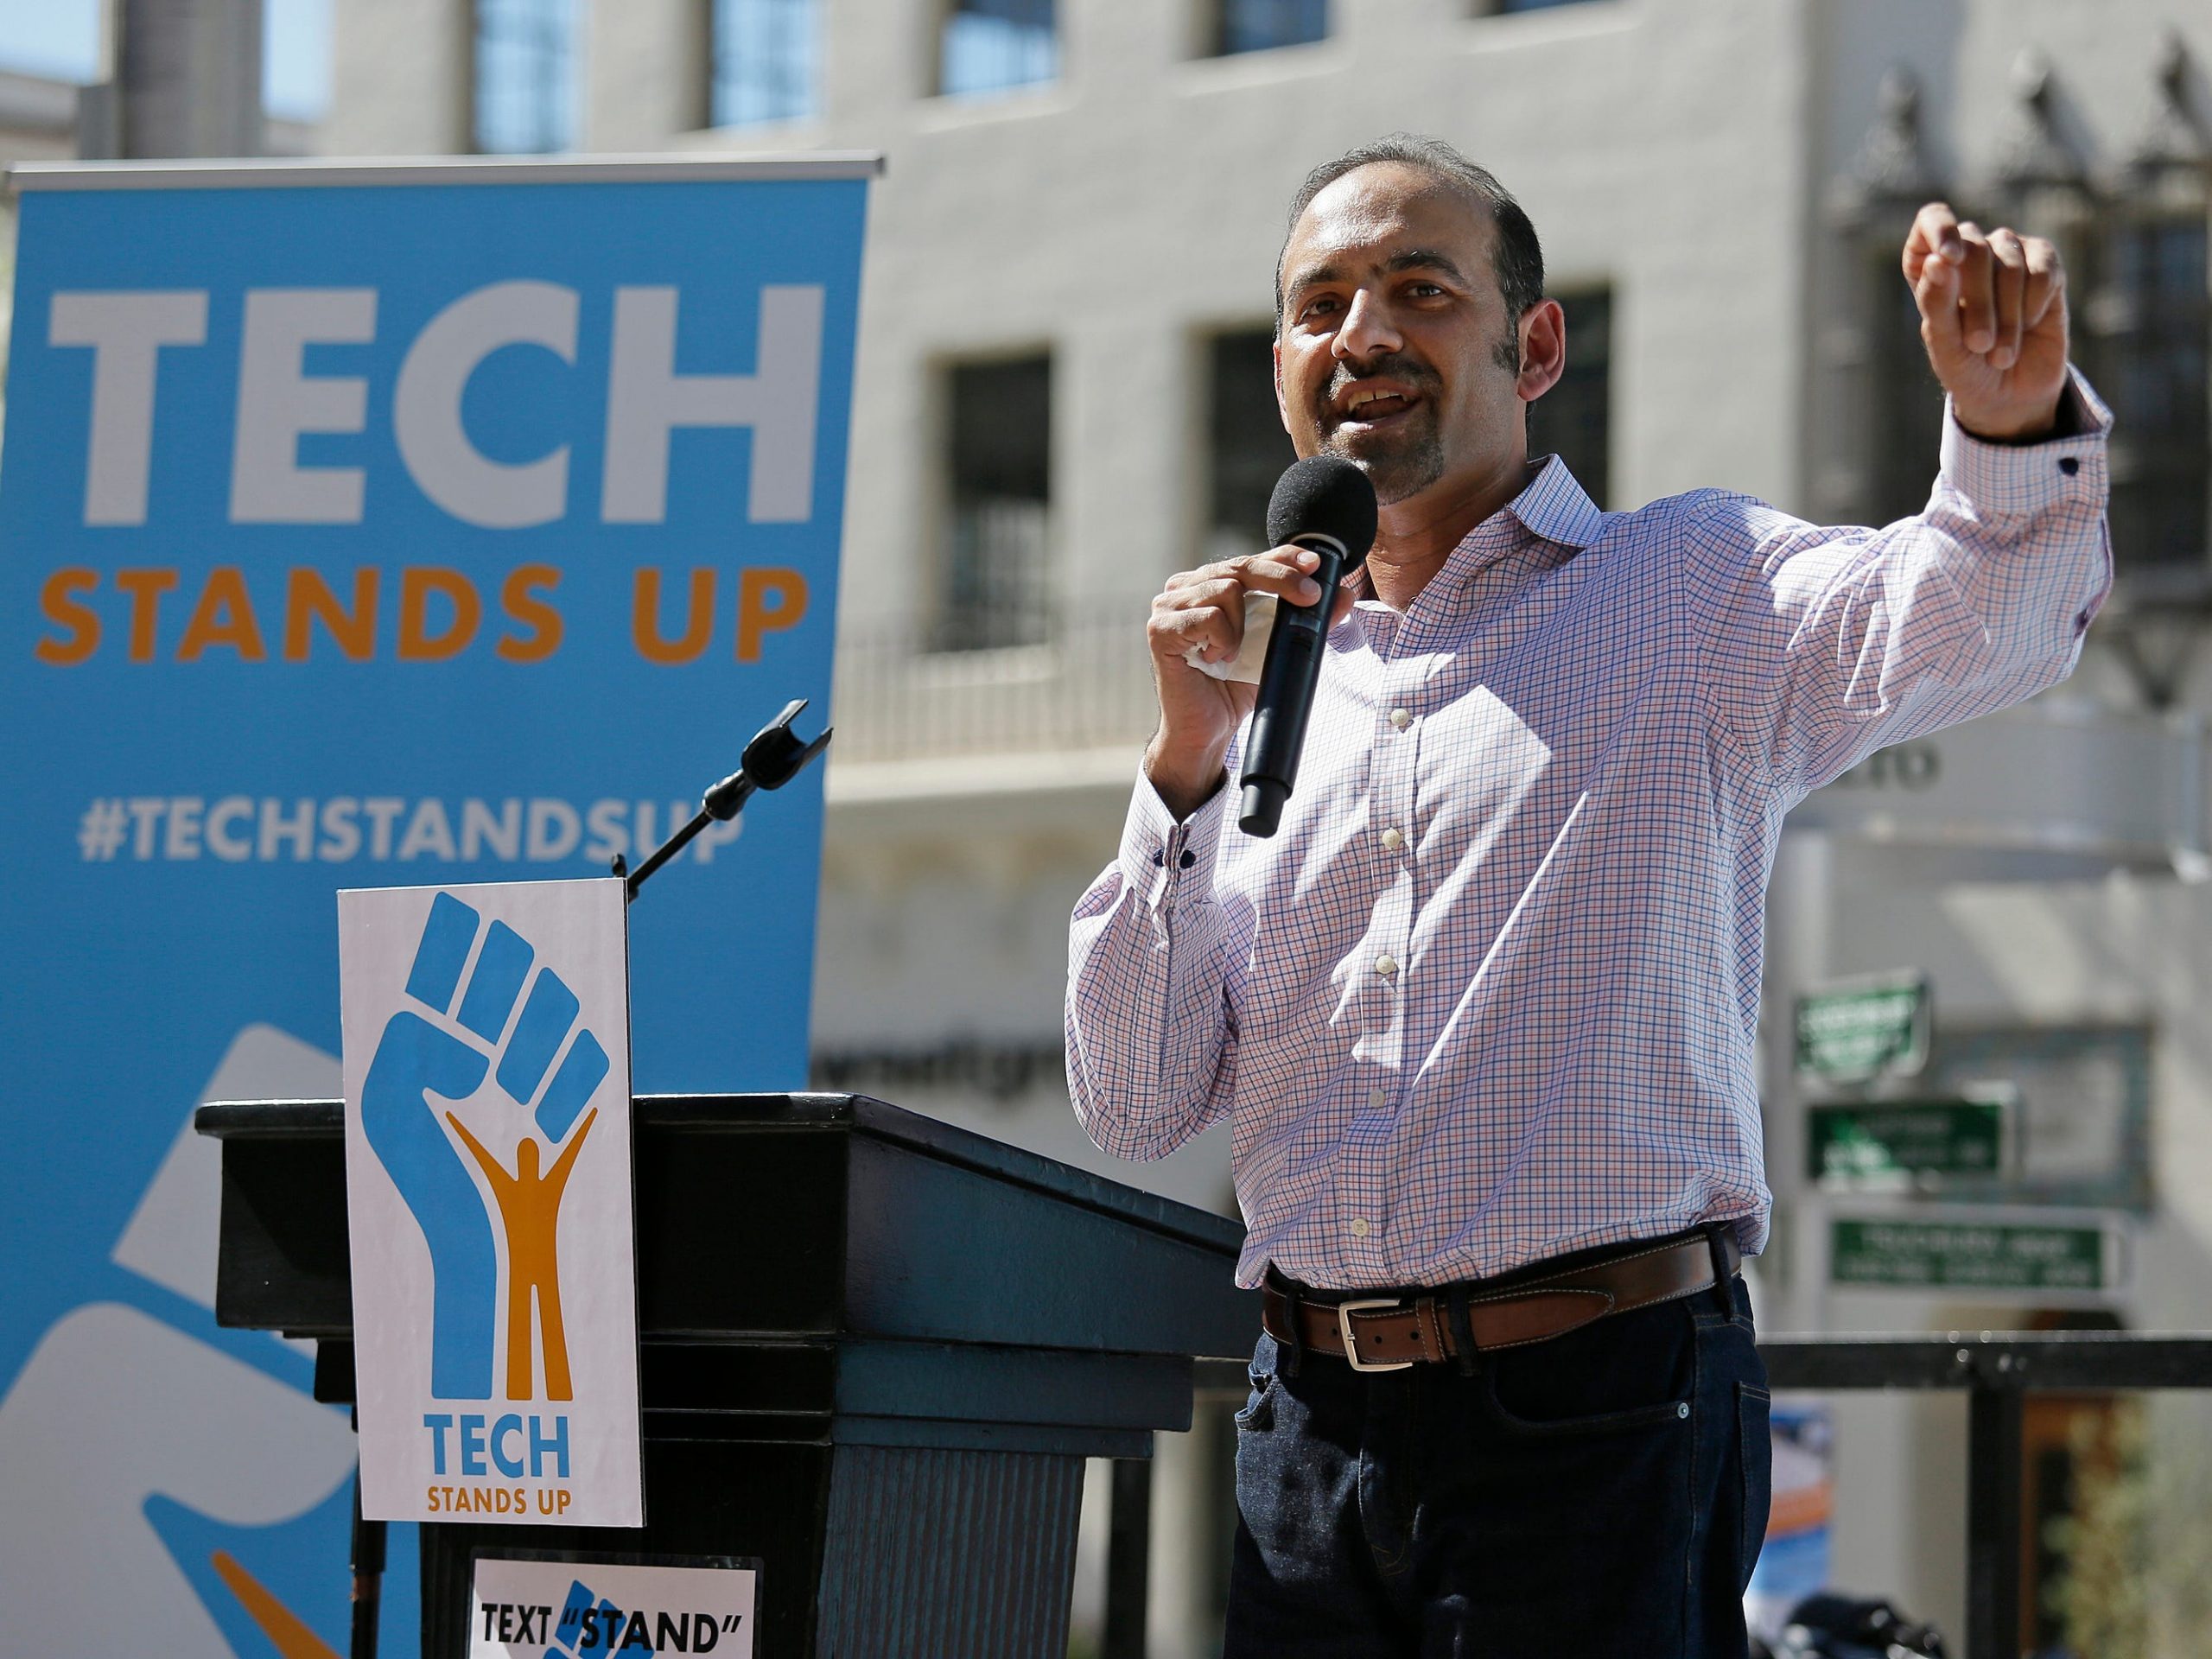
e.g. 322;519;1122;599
615;697;833;899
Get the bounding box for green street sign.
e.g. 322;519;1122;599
1809;1098;2005;1186
1795;974;1929;1082
1830;1217;2113;1292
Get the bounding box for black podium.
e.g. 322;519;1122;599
196;1092;1256;1658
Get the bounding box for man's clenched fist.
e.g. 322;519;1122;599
1904;200;2069;441
1143;548;1356;819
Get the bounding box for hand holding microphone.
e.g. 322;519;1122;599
1143;456;1377;828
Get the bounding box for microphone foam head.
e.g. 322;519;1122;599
1266;455;1378;564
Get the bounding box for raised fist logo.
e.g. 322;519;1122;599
361;892;609;1402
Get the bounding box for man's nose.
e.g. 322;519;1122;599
1335;289;1402;361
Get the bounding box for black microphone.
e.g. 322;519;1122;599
1239;456;1377;837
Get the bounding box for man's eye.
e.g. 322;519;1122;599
1300;296;1341;323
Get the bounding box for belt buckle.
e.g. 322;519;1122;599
1335;1298;1414;1372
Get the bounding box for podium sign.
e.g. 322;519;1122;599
467;1555;757;1658
340;879;642;1527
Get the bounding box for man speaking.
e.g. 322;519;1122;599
1065;135;2108;1656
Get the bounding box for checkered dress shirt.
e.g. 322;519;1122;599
1066;373;2113;1291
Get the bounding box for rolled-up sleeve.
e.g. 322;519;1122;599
1699;368;2113;793
1065;771;1240;1161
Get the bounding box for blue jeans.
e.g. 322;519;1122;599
1225;1273;1770;1658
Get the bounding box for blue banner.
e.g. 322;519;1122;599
0;159;870;1656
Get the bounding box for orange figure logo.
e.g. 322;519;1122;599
444;1108;598;1402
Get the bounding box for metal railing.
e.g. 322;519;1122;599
1760;1332;2212;1659
830;614;1158;764
1101;1333;2212;1659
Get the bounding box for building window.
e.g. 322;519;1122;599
2095;212;2209;572
711;0;817;126
939;0;1058;99
473;0;575;154
1213;0;1327;56
1528;287;1611;508
1863;239;1949;527
939;356;1053;652
1206;327;1297;560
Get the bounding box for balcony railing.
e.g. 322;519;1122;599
830;613;1159;765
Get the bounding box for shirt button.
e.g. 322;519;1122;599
2058;456;2079;476
1380;827;1404;853
1389;708;1413;731
1368;1089;1389;1110
1375;953;1398;979
1350;1217;1371;1238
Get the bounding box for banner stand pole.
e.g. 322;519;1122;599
350;1466;385;1659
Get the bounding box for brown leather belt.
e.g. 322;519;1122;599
1262;1229;1742;1371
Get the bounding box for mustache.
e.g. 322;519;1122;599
1317;353;1442;418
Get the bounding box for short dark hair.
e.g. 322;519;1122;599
1275;135;1545;338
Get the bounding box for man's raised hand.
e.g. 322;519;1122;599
1904;200;2069;441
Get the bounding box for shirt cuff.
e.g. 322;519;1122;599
1118;768;1231;909
1938;365;2111;518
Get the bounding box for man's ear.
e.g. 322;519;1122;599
1274;335;1292;435
1517;298;1567;402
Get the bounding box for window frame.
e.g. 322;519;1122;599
932;347;1058;655
1526;283;1615;511
935;0;1061;100
706;0;819;130
469;0;577;156
1205;0;1330;60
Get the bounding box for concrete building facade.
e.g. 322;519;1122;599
318;2;2212;1650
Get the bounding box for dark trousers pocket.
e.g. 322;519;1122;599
1235;1374;1277;1432
1478;1298;1698;1438
1482;1376;1692;1439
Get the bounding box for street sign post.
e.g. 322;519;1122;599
1795;972;1930;1084
1809;1096;2008;1188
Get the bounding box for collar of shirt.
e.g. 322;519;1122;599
1345;454;1608;645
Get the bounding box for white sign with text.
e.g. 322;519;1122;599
467;1556;757;1658
340;878;642;1526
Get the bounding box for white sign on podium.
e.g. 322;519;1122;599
467;1555;757;1658
340;878;644;1527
